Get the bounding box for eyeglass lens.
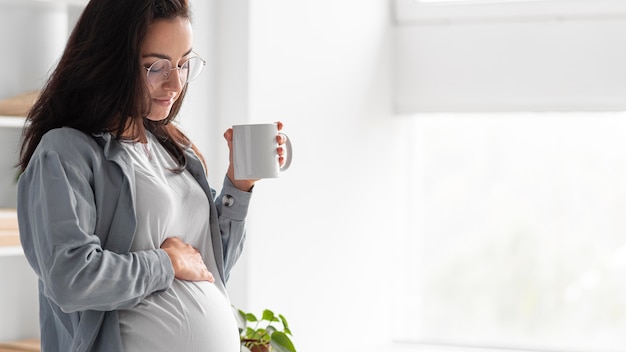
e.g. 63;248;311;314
147;57;205;86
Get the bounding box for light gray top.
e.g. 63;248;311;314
118;133;240;351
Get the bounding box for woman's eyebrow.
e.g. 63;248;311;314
142;53;170;60
142;49;194;60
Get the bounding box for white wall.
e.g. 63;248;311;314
0;2;68;100
220;1;410;351
180;0;219;181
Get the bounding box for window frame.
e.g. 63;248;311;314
394;0;626;24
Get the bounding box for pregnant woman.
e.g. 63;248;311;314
16;0;286;351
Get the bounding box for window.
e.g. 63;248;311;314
395;112;626;351
394;0;626;346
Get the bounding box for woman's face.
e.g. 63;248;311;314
141;17;194;121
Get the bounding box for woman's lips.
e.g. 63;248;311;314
154;97;174;107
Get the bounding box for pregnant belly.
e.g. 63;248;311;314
119;280;240;352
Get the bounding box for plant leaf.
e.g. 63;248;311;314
279;314;290;330
256;328;267;337
270;331;297;352
245;313;258;322
262;309;275;322
245;327;256;339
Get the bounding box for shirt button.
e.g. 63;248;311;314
222;195;234;207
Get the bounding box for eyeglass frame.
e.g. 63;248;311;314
143;53;206;87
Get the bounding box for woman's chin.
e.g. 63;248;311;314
146;110;171;122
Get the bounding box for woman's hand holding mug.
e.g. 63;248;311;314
224;121;292;191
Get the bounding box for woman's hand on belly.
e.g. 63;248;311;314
160;237;215;282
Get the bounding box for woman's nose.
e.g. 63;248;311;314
163;68;184;91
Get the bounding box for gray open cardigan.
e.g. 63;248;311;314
17;127;251;352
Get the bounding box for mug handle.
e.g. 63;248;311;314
279;133;293;171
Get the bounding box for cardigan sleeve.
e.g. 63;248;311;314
17;129;175;313
216;175;252;281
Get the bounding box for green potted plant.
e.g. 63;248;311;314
234;307;297;352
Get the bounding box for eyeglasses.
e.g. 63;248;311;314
144;55;206;87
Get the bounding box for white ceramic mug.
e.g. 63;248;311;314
232;123;293;180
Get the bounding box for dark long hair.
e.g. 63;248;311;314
18;0;198;172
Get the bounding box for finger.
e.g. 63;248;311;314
278;155;285;167
277;146;284;157
194;257;214;282
275;121;283;131
276;134;286;145
198;263;214;282
160;236;182;249
223;128;233;143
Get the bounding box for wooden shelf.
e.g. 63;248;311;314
0;232;19;247
0;209;21;256
0;339;40;352
0;90;38;118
